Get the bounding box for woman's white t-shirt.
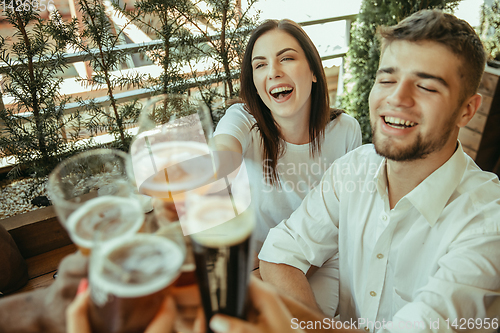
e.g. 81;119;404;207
214;103;362;250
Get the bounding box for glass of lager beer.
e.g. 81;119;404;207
129;93;218;220
183;163;255;333
48;149;144;255
88;217;185;333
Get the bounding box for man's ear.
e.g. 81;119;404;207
457;93;482;128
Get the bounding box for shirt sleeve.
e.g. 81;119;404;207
258;161;342;273
213;104;254;154
349;117;362;152
385;226;500;333
333;113;362;153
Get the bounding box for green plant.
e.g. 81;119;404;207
118;0;259;124
479;0;500;62
117;0;196;95
0;8;83;179
181;0;259;122
341;0;460;143
49;0;145;151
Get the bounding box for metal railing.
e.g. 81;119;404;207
0;13;357;168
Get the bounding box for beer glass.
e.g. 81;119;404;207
183;164;255;332
129;93;218;215
47;149;144;255
88;215;185;333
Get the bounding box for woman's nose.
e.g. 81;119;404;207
268;63;283;80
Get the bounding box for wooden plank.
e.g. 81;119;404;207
16;271;58;293
477;95;493;116
466;112;488;134
25;244;77;280
480;69;500;97
458;127;482;152
0;206;73;259
14;244;77;294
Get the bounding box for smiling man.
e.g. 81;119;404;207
259;9;500;332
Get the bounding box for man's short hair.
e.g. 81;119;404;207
377;9;486;102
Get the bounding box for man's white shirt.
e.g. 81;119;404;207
259;143;500;332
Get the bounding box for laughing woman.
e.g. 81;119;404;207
213;19;361;316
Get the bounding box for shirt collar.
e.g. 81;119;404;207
375;158;388;201
373;142;468;226
406;142;467;226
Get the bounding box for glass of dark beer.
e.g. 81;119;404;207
88;216;186;333
182;164;255;332
48;148;145;255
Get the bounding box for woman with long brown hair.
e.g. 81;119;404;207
214;19;361;316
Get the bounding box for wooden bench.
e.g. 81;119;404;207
0;206;76;294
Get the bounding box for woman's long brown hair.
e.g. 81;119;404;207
240;19;340;186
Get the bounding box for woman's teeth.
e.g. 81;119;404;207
270;87;293;99
384;116;416;129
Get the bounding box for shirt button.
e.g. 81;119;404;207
381;215;387;221
370;291;377;297
377;253;384;259
364;327;370;332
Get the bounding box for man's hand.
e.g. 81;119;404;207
209;276;307;333
209;277;362;333
39;251;89;332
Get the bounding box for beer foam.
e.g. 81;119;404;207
66;196;144;250
133;140;216;195
91;234;184;298
188;197;254;247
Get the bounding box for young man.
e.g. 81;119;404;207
259;9;500;331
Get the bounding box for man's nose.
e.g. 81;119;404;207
386;81;414;108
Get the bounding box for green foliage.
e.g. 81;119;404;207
0;8;84;179
479;0;500;61
177;0;259;123
49;0;146;151
0;0;258;183
118;0;197;95
117;0;259;124
341;0;460;143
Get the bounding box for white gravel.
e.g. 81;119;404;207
0;177;48;220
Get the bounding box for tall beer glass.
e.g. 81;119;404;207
129;93;217;295
88;217;185;333
183;168;255;332
129;93;217;211
48;149;144;255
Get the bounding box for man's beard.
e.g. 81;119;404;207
371;120;454;162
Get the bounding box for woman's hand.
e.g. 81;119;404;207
66;279;177;333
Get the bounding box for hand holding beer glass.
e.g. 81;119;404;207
87;216;185;333
129;94;255;332
48;149;144;255
129;93;217;330
182;159;255;333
